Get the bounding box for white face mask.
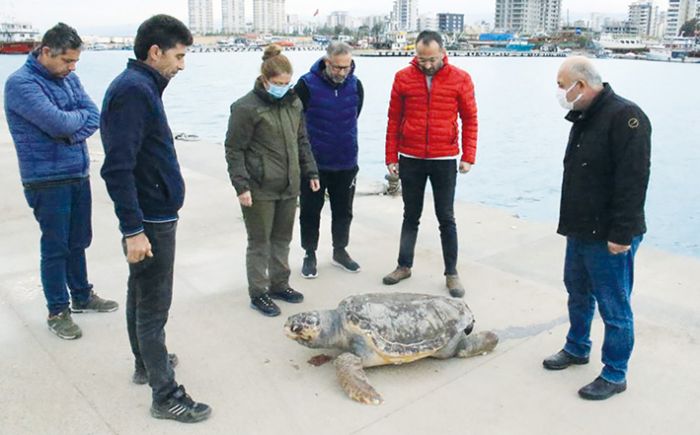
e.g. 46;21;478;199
556;81;582;111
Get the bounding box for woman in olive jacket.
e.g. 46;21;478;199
225;45;320;317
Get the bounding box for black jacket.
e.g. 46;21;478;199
557;83;651;245
100;60;185;236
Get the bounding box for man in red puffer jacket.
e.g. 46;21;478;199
382;30;478;298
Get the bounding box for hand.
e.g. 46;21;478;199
459;162;472;174
387;163;399;176
310;178;321;192
238;191;253;207
608;241;631;255
125;233;153;264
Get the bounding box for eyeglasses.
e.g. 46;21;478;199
417;57;441;65
329;63;352;72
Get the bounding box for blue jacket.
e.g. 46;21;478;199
3;52;99;184
100;60;185;237
296;58;360;171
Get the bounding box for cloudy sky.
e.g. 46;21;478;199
1;0;647;35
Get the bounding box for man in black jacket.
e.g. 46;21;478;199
100;15;210;423
543;56;651;401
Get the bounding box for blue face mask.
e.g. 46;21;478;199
267;83;291;99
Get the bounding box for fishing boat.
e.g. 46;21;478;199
0;22;40;54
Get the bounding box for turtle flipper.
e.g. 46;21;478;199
456;331;499;358
334;352;383;405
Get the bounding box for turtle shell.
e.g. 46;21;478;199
338;293;474;358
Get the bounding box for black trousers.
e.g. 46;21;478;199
299;166;358;252
397;156;458;275
124;221;178;403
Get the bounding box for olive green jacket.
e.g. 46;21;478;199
225;77;319;200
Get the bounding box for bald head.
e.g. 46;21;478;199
557;56;604;111
558;56;603;89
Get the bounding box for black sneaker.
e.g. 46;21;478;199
133;353;179;385
332;248;360;273
301;251;318;279
269;287;304;303
250;294;281;317
150;385;211;423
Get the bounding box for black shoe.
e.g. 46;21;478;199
269;287;304;303
133;353;179;385
578;376;627;400
543;349;589;370
250;294;281;317
151;385;211;423
301;251;318;279
332;248;360;273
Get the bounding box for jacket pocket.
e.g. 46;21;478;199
245;152;264;184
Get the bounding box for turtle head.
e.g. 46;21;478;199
284;311;325;348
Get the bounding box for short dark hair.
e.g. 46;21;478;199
416;30;443;48
133;14;193;61
41;23;82;55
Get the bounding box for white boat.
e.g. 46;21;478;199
646;45;673;62
596;34;646;52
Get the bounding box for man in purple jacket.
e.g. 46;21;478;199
4;23;118;340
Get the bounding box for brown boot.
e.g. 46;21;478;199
446;274;465;298
382;266;411;285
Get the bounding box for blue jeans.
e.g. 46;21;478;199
124;221;178;403
24;178;93;316
397;156;458;275
563;235;642;384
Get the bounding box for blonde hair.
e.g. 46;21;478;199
261;44;292;79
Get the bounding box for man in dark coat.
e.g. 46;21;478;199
543;56;651;401
100;15;211;423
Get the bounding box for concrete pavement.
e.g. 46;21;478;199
1;121;699;435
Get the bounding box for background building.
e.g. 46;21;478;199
188;0;214;34
628;1;660;37
328;11;351;28
222;0;245;34
665;0;697;38
393;0;419;31
253;0;286;34
438;13;464;33
494;0;562;35
417;13;438;31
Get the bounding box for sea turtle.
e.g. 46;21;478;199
284;292;498;405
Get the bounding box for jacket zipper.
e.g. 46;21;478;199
425;76;431;157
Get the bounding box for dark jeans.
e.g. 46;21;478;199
397;156;458;275
124;221;178;403
299;166;358;252
241;198;297;297
23;177;93;316
563;235;642;384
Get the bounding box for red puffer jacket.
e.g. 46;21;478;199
385;55;478;164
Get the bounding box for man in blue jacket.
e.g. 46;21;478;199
4;23;118;340
295;41;363;278
100;15;210;423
